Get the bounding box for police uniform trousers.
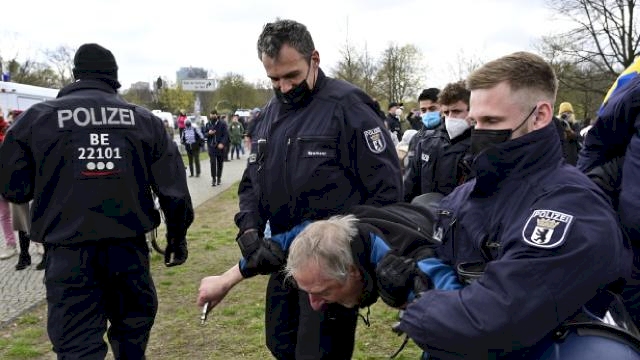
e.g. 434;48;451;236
265;271;359;360
45;236;157;360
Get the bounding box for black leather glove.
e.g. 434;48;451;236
236;229;261;260
376;253;431;308
165;237;188;267
240;239;287;278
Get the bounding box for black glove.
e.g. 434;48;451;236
236;229;261;260
240;239;287;278
165;237;188;267
376;253;431;308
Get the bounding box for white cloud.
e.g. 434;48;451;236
2;0;559;96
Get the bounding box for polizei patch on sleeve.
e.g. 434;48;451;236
363;126;386;154
521;209;574;249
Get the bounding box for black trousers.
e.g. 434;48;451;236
186;144;201;176
209;152;224;181
265;271;358;360
45;237;157;360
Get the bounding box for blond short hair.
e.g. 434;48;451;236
466;52;558;106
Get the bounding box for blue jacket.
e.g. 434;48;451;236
398;122;632;359
0;80;194;244
239;221;461;301
577;75;640;258
235;69;402;235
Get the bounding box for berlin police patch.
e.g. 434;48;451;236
363;127;386;154
522;209;574;249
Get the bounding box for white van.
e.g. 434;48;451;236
151;110;176;128
0;82;59;118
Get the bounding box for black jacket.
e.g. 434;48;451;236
235;69;402;234
202;119;229;155
0;79;194;244
385;114;401;141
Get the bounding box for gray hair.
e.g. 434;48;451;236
256;19;315;62
286;215;359;282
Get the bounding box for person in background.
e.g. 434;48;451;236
555;101;581;165
0;110;17;260
396;129;418;173
385;102;403;142
244;107;262;152
202;110;229;186
177;110;187;138
181;120;204;177
229;114;245;160
163;119;175;140
11;202;46;271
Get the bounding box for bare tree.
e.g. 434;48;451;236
5;58;59;88
375;43;423;103
359;43;380;98
543;0;639;77
44;45;75;87
332;38;364;85
447;49;485;81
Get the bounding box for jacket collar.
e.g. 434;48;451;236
57;79;117;98
471;121;563;194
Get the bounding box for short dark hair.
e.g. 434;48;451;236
438;81;470;107
257;19;315;61
418;88;440;102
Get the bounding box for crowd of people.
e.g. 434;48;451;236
2;16;640;360
196;18;640;360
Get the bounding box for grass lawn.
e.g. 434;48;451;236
0;183;423;359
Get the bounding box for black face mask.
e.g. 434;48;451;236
274;61;314;106
470;106;537;156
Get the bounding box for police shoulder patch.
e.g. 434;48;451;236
363;126;387;154
521;209;574;249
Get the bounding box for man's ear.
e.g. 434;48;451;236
349;264;362;280
311;50;320;68
533;101;554;130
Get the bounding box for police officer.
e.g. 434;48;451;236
232;19;401;360
389;52;634;359
0;43;194;359
403;87;443;201
407;81;473;197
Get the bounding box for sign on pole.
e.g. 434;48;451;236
181;79;218;92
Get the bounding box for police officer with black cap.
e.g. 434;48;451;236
0;43;194;359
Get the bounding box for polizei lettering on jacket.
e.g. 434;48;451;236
57;107;135;128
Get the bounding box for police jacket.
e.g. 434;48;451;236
577;75;640;258
235;69;402;235
202;119;229;155
397;122;632;359
411;127;473;197
0;79;194;245
403;124;448;201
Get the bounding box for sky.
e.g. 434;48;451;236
1;0;571;93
